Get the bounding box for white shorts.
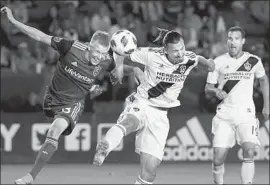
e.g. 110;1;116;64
212;104;261;148
117;94;169;161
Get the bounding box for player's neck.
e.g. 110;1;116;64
229;51;244;59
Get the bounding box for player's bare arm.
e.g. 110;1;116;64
110;64;145;85
258;74;269;120
197;56;215;72
124;65;146;85
1;6;52;45
205;83;228;100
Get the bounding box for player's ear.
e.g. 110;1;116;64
242;38;246;45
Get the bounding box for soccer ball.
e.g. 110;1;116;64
110;30;137;56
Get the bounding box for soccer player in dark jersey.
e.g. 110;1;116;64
1;6;144;184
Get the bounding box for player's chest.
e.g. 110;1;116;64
61;60;108;84
219;61;255;81
148;58;196;82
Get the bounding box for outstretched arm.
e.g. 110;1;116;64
1;6;52;45
197;55;215;72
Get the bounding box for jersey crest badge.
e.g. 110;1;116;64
179;65;186;74
93;65;102;76
244;61;252;71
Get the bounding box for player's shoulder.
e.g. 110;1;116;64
245;52;261;62
148;47;165;55
214;53;229;63
184;51;197;59
72;40;88;51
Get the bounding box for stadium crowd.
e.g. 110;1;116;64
1;0;269;113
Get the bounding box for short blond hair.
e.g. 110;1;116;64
89;31;110;48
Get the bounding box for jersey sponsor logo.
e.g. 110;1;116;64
222;57;258;94
64;66;94;83
148;59;195;99
224;71;252;80
156;72;186;83
163;117;213;161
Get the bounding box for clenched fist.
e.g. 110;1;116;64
1;6;15;22
215;89;228;100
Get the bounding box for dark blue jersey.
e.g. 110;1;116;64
48;37;115;104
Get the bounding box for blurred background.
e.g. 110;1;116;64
0;0;269;166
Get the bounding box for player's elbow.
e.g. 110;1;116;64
204;83;216;97
36;34;51;45
259;75;269;86
204;84;211;93
208;60;215;72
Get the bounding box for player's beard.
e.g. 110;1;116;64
172;57;184;64
166;54;183;65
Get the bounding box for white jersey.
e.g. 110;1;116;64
207;52;265;108
130;47;199;108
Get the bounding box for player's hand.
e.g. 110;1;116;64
109;72;119;85
262;106;269;120
153;27;169;45
215;89;228;100
133;67;146;85
207;58;215;72
1;7;15;22
89;85;105;99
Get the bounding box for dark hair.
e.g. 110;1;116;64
163;31;183;46
228;26;246;38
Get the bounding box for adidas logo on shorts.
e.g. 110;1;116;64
163;117;213;161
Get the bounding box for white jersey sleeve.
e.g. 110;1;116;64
254;58;265;78
130;47;149;65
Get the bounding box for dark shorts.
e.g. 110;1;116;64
43;90;84;136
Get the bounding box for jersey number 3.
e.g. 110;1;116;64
62;108;71;114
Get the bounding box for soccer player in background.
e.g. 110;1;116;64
93;30;215;184
1;6;145;184
205;26;269;184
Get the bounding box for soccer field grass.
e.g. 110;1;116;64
1;163;269;184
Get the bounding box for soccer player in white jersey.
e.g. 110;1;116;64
205;26;269;184
93;30;215;184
